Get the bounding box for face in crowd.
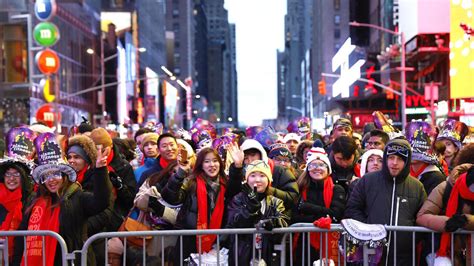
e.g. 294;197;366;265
67;153;87;172
244;150;261;165
247;171;269;193
366;135;385;150
41;170;65;194
286;140;299;154
387;154;405;177
159;137;178;161
440;139;458;159
333;125;352;139
143;141;159;158
273;155;291;168
202;151;221;178
367;154;383;173
307;159;330;181
4;168;21;191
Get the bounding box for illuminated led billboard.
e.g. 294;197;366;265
450;1;474;99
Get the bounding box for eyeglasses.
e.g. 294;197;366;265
40;171;62;184
4;171;21;178
307;162;328;171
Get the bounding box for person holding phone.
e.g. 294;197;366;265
225;160;289;265
161;147;242;263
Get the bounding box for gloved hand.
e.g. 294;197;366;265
445;214;468;232
242;183;261;214
148;197;165;217
109;172;123;190
256;219;274;231
298;198;324;215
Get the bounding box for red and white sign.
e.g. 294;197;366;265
35;104;61;128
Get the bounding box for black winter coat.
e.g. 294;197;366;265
417;166;446;196
228;161;299;210
345;170;426;265
12;167;110;266
107;144;137;231
225;192;289;265
161;168;242;262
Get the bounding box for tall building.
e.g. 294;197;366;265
205;0;238;126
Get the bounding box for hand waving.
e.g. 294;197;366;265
227;142;244;168
96;145;111;168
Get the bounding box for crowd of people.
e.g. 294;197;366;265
0;112;473;265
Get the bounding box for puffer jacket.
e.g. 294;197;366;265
417;163;474;266
416;164;447;196
160;168;242;262
225;192;289;265
13;167;110;266
345;139;427;265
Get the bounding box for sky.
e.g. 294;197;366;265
224;0;287;127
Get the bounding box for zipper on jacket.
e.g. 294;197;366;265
386;177;397;266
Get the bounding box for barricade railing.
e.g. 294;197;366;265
0;230;71;266
1;225;473;266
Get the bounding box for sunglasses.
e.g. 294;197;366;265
307;162;328;171
40;171;62;184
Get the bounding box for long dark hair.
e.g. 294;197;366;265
25;173;72;215
148;160;178;187
186;148;227;192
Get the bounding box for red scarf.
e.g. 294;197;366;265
76;165;89;184
410;163;429;178
22;197;61;266
354;164;361;178
105;149;118;198
293;177;340;263
438;173;474;257
441;160;449;176
196;174;226;253
159;156;171;169
0;184;23;259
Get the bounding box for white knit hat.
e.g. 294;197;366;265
305;147;332;174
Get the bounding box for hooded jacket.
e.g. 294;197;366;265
345;139;427;265
236;139;299;208
359;149;384;177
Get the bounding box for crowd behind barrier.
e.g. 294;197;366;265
1;116;474;266
0;224;473;265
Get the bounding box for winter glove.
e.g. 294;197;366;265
109;172;124;190
313;216;332;229
256;219;274;231
445;214;468;232
242;183;261;214
148;197;165;217
297;198;325;215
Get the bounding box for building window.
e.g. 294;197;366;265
334;28;340;39
335;43;341;53
172;9;179;17
175;41;180;48
334;0;340;10
334;15;340;25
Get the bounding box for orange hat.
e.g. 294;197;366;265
90;128;113;148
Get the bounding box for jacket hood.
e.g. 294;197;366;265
448;163;473;185
240;139;269;163
382;139;412;182
360;149;384;177
68;135;98;168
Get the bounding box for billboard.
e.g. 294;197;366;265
450;1;474;99
163;81;178;128
100;12;131;32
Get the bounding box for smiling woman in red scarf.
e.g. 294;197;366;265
0;162;33;263
291;147;346;265
161;146;242;264
11;132;111;266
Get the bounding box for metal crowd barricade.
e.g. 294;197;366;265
0;230;71;266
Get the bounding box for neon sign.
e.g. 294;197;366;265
332;38;366;98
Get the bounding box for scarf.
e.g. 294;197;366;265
159;156;171;170
22;197;61;266
0;184;23;259
410;163;429;178
293;177;340;263
196;174;226;253
438;173;474;257
76;165;89;184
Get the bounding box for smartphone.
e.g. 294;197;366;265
179;149;188;163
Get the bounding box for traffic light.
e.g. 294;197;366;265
318;79;326;95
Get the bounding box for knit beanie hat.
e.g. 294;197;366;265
90;128;113;148
268;143;293;160
283;133;301;144
305;147;332;174
67;145;92;164
245;160;272;183
140;133;159;149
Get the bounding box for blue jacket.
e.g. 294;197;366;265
134;157;158;184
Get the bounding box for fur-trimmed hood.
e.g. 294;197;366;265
68;135;97;167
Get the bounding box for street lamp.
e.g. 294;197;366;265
286;106;304;116
349;21;407;130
